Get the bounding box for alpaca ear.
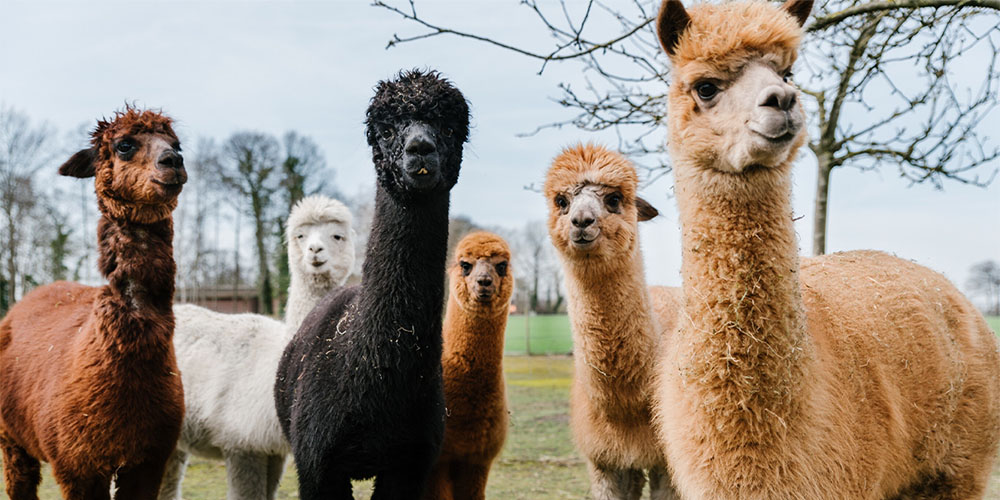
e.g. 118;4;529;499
636;197;659;222
59;148;97;178
783;0;813;27
656;0;691;56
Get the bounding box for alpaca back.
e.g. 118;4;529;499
172;304;290;455
798;250;1000;492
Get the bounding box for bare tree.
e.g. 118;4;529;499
0;106;54;310
376;0;1000;254
967;260;1000;315
174;137;223;302
219;131;281;315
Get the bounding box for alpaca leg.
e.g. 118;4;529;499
587;462;644;500
265;454;288;500
449;461;490;500
647;466;681;500
371;460;436;500
224;451;268;500
420;460;452;500
53;472;111;500
112;458;171;500
0;433;41;500
156;449;189;500
295;464;353;500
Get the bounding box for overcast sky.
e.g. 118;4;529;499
1;0;997;303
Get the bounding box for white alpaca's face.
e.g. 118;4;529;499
290;220;355;285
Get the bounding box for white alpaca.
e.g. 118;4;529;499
158;195;356;500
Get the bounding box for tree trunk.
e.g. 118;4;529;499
812;155;834;256
251;194;273;315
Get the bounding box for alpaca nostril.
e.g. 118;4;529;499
158;151;184;170
760;86;796;111
310;245;323;254
572;215;595;229
405;136;436;157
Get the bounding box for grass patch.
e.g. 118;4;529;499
987;316;999;336
505;314;573;355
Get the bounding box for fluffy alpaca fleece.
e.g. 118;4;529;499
0;107;186;499
423;232;513;500
275;70;470;500
544;143;680;500
654;1;1000;498
158;195;354;500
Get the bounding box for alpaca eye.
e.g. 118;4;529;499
380;127;395;140
605;194;622;211
443;127;453;137
495;262;508;277
460;261;472;276
296;234;304;240
782;70;793;84
555;195;568;211
694;82;719;100
115;139;136;155
333;235;342;241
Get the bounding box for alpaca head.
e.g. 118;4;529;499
544;144;658;264
59;106;186;223
287;195;356;287
450;232;513;314
365;69;470;201
657;0;812;174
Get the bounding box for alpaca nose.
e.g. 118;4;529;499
158;150;184;170
404;127;437;157
572;213;595;228
309;243;324;254
759;85;797;111
477;275;493;287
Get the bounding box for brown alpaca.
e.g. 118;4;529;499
423;231;513;500
653;1;1000;498
0;107;187;500
544;143;680;500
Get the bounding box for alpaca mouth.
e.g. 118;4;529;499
476;289;495;302
311;260;327;268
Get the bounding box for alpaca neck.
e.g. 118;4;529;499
358;187;449;351
285;270;338;334
442;295;507;380
674;162;810;433
95;215;176;344
565;248;658;407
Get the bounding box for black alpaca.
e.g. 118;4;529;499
274;70;470;500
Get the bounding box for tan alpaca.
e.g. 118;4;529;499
544;144;680;500
653;1;1000;498
423;232;513;500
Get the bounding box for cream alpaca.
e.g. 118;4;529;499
654;1;1000;498
544;144;680;500
159;195;354;500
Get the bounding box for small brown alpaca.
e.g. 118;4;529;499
654;1;1000;498
423;231;513;500
544;143;680;500
0;107;187;500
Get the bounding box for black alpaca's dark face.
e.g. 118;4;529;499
366;70;470;200
372;119;455;193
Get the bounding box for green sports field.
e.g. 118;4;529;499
504;314;574;355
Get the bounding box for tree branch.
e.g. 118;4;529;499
808;0;1000;32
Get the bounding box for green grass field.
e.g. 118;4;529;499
4;316;1000;499
504;314;573;355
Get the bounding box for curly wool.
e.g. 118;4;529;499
365;69;470;197
91;106;180;223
